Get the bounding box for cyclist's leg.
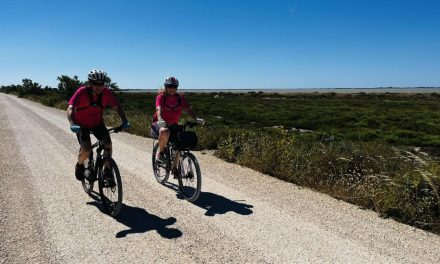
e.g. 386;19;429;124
92;123;112;157
75;127;92;180
167;124;182;175
77;128;93;165
150;123;159;139
91;123;113;184
155;122;169;154
92;123;117;186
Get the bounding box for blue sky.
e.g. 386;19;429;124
0;0;439;89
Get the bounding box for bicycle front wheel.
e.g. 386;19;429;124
98;157;123;216
178;152;201;202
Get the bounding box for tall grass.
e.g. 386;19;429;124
216;129;440;231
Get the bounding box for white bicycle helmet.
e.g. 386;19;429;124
164;76;179;88
88;69;107;82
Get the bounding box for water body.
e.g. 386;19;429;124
122;88;440;94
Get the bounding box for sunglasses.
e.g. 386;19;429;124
165;85;178;89
91;81;105;86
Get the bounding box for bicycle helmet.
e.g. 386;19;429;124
164;76;179;88
88;69;107;82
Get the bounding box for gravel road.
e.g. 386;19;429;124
1;93;440;264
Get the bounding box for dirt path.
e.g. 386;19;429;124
1;93;440;264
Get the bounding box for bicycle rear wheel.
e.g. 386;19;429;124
98;157;123;216
178;152;201;202
81;152;95;195
152;142;170;184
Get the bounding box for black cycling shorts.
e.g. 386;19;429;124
150;122;181;141
76;123;111;147
150;122;161;139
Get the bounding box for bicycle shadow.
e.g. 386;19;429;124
164;182;254;217
87;192;182;239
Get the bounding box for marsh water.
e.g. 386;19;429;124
122;87;440;94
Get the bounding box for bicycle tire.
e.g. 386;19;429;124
152;142;170;184
98;157;123;216
81;152;95;195
178;152;201;202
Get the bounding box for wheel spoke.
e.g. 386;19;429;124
178;153;201;202
98;158;122;216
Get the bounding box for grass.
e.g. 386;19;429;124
3;88;440;232
216;128;440;231
114;91;440;150
104;91;440;232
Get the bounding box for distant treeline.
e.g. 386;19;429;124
0;75;119;106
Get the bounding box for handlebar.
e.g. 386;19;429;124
71;123;128;134
165;121;201;130
108;125;124;133
184;121;199;128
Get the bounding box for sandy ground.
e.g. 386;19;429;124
1;93;440;264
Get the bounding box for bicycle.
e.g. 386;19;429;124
80;125;124;216
152;121;202;202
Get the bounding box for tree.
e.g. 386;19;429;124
108;80;120;91
57;75;83;100
22;78;42;95
0;84;22;94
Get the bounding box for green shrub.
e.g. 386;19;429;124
41;93;63;107
216;129;440;232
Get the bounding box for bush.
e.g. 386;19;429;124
41;92;63;107
216;129;440;231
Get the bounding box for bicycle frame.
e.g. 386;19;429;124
152;121;201;196
155;122;198;172
85;126;123;181
87;141;107;179
81;125;125;215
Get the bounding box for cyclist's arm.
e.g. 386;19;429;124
181;96;197;120
67;105;76;125
183;105;197;120
112;105;128;124
105;89;128;124
156;105;164;121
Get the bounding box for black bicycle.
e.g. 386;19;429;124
152;121;202;202
81;126;124;216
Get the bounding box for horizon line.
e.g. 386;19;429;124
121;86;440;90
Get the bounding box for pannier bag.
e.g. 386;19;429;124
176;131;198;150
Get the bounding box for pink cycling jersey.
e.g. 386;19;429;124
69;86;120;128
153;93;189;125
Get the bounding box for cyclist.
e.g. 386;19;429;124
67;69;130;181
151;76;204;163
